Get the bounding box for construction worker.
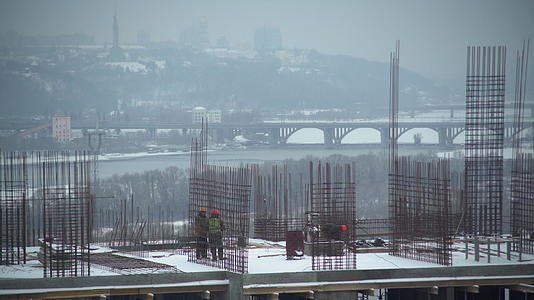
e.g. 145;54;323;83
323;223;347;241
208;209;225;261
194;207;209;259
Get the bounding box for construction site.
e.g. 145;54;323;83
1;42;534;300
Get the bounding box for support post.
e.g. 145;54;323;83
474;238;480;262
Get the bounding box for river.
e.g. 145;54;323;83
98;146;446;178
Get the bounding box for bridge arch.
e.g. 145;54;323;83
286;128;324;144
451;128;465;144
340;128;381;144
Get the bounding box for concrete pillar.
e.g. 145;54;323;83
474;238;480;262
381;128;389;147
487;238;491;263
323;128;334;147
270;128;280;146
146;128;157;140
268;292;279;300
465;239;469;260
438;128;447;147
214;128;225;144
440;287;455;300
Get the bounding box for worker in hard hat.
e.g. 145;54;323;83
208;209;225;261
195;207;209;259
323;223;348;241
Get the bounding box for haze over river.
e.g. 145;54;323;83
98;146;447;178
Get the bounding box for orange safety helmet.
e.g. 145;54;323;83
199;207;207;213
211;209;220;215
340;225;347;232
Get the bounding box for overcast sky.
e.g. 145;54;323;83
1;0;533;85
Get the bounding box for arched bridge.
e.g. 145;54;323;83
2;120;532;147
222;121;530;147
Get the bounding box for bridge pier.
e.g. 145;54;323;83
213;128;225;144
146;128;157;141
323;128;334;148
269;128;281;146
438;128;447;147
380;128;389;147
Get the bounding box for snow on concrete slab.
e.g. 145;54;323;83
2;244;533;278
116;251;222;273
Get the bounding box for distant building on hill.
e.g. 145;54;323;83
52;115;71;142
192;107;221;124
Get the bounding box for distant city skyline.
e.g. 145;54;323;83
1;0;533;85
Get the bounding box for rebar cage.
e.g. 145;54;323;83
389;157;453;266
511;153;534;255
464;46;506;236
188;164;252;273
510;41;533;255
0;152;27;265
253;165;305;242
40;151;92;277
188;122;252;273
310;162;356;271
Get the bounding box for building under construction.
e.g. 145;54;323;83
1;43;534;299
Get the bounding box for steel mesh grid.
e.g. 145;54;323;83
353;218;390;241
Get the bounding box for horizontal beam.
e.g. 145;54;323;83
0;280;228;300
243;275;534;295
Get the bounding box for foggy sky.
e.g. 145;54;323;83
1;0;533;84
